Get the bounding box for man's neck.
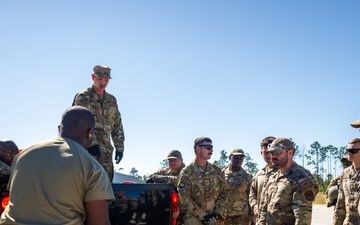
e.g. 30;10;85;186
195;158;208;167
353;161;360;170
231;165;241;172
279;161;294;174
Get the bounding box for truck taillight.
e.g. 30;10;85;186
1;192;9;213
170;190;179;225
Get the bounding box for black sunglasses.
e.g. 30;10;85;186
198;145;213;150
346;148;360;154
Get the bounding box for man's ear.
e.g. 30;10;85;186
91;74;95;80
87;128;94;140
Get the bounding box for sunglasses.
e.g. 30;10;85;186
198;145;213;150
342;161;352;166
346;148;360;154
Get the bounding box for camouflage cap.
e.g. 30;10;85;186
167;150;182;159
268;137;295;154
350;118;360;128
93;65;112;79
193;137;212;148
229;148;245;156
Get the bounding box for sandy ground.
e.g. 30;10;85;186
312;204;334;225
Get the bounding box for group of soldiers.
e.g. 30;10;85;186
148;121;360;225
148;136;319;225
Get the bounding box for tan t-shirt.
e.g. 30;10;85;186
0;137;114;225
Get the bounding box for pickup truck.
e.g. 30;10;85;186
0;182;179;225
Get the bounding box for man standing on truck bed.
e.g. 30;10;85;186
178;137;228;225
73;64;125;182
0;106;115;225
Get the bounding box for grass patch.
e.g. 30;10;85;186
314;192;326;204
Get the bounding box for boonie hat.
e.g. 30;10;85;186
268;137;295;154
93;65;112;79
167;150;182;159
351;118;360;128
229;148;245;156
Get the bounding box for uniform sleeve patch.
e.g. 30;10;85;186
300;180;312;188
304;190;315;201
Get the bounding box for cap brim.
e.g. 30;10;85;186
351;119;360;128
267;147;284;154
167;156;178;159
94;73;112;79
232;153;245;156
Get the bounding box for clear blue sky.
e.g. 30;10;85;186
1;0;359;177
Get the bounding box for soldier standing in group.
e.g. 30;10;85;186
73;65;125;182
146;149;186;225
178;137;228;225
333;138;360;224
0;139;19;186
324;157;352;208
249;136;278;223
222;148;253;225
257;137;318;225
147;150;186;188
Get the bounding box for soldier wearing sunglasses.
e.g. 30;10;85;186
333;138;360;225
257;137;319;225
324;157;352;208
178;137;228;225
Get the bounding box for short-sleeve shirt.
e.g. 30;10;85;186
0;137;115;225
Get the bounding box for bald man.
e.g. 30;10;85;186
0;106;115;225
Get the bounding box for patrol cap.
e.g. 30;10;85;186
167;150;182;159
93;65;112;79
229;148;246;156
193;137;212;148
350;118;360;128
268;137;295;154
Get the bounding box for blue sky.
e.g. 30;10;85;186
1;0;359;177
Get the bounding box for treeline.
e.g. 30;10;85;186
119;140;346;191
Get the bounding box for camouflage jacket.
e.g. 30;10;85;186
178;160;228;225
333;166;360;225
257;163;318;225
149;163;186;189
222;165;252;217
324;175;341;207
0;160;10;181
249;165;278;213
72;86;125;155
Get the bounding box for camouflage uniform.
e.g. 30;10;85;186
72;86;125;181
249;165;278;223
333;166;360;225
324;175;341;207
257;163;318;225
0;160;10;188
222;164;252;225
178;160;228;225
149;163;186;189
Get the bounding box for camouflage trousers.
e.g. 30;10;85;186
183;213;224;225
96;152;114;182
224;215;251;225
